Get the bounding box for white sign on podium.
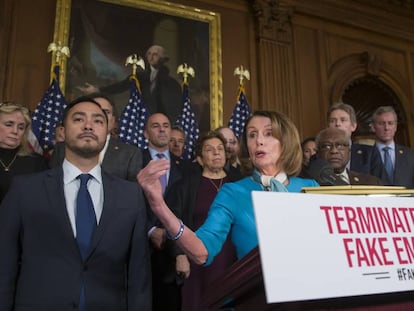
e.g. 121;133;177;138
252;191;414;303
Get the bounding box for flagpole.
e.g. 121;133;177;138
228;66;252;138
118;54;149;149
176;63;199;160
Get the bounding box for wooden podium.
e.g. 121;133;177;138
204;247;414;310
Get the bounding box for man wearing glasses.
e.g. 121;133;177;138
327;102;379;174
316;127;382;186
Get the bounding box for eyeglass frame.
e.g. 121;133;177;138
318;142;350;151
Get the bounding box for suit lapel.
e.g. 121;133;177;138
393;145;405;184
142;149;152;167
87;173;117;259
166;157;182;190
44;168;80;258
101;137;115;168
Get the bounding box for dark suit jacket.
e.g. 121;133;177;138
142;149;189;284
0;168;151;311
371;143;414;188
49;138;142;181
350;143;381;174
348;169;383;185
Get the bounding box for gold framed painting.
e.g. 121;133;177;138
52;0;222;131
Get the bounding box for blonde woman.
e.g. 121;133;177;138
0;102;47;203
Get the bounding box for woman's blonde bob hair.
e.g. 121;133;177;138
0;101;32;156
240;110;303;177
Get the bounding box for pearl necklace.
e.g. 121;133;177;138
0;153;18;172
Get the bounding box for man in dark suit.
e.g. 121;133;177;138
370;106;414;188
327;102;380;174
142;112;189;311
315;127;382;186
49;94;142;181
0;97;151;310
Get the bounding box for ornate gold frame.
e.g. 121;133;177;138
52;0;222;129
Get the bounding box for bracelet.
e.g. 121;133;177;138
166;219;185;241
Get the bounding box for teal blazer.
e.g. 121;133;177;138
196;176;319;265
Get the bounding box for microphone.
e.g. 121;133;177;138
305;157;348;186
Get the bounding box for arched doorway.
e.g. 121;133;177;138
329;52;410;146
342;76;408;145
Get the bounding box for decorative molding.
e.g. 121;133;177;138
289;0;414;42
353;0;414;12
360;52;382;77
251;0;294;44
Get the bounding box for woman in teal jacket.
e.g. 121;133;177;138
138;110;319;265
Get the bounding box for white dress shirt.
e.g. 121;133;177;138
63;159;104;237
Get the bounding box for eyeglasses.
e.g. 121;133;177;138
169;138;184;144
319;142;350;151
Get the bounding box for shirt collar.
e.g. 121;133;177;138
63;159;102;185
148;147;170;160
376;141;395;151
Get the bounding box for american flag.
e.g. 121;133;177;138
228;86;252;138
118;76;149;149
31;65;67;153
175;83;199;160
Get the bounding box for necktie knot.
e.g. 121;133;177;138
156;153;165;159
78;173;92;185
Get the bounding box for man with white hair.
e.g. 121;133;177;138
77;45;182;123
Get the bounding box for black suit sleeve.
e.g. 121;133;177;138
0;179;23;310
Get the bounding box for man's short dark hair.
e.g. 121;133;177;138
88;92;118;118
62;96;108;126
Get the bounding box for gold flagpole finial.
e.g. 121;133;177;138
234;65;250;87
47;41;70;65
177;63;195;84
125;54;145;76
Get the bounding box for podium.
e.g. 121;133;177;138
204;247;414;310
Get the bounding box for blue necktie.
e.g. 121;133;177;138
76;174;96;311
382;146;394;183
156;153;167;194
76;174;96;260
